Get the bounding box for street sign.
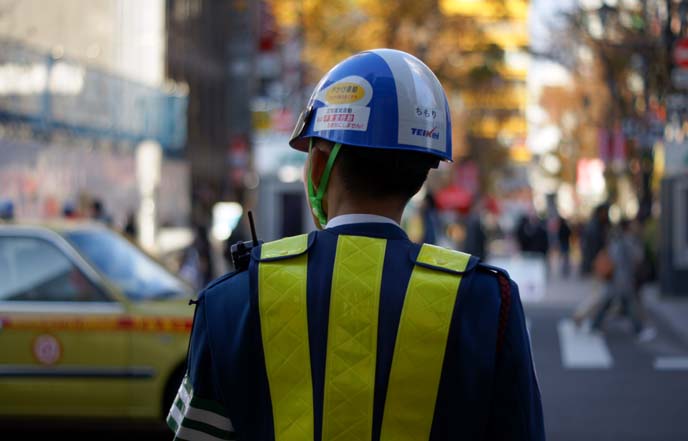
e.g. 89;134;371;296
674;37;688;69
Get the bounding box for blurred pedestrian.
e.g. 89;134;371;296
62;201;79;219
463;198;487;259
421;192;439;245
223;211;251;271
123;211;137;241
517;213;549;257
179;224;214;291
638;216;659;286
178;242;202;290
591;219;656;342
580;203;610;276
628;218;654;324
90;198;113;226
557;215;572;278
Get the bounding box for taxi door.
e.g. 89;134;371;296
0;233;130;418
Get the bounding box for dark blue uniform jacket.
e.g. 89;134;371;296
176;222;545;441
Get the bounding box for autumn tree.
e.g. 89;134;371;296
538;1;669;218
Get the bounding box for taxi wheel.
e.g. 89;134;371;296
162;363;186;419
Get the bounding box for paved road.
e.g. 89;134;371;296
526;299;688;440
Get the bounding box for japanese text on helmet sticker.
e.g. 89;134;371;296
314;106;370;132
317;76;373;106
415;107;438;120
398;104;446;151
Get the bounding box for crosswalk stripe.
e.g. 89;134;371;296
557;319;613;369
654;357;688;371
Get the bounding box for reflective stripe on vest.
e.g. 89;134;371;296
322;236;386;441
259;237;469;441
380;244;470;441
258;234;313;441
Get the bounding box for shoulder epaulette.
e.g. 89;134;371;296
252;232;316;262
409;243;479;275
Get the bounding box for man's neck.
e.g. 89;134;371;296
328;199;405;225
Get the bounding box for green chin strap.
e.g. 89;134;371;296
308;138;342;228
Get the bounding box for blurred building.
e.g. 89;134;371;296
0;0;190;237
166;0;307;243
166;0;261;228
441;0;530;162
251;2;314;240
0;0;167;86
436;0;531;234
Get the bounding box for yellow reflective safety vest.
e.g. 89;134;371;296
174;224;544;441
258;233;470;441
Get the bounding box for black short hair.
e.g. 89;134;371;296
336;145;439;200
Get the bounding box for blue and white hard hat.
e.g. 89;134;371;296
290;48;452;161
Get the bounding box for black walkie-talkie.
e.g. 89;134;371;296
230;211;262;272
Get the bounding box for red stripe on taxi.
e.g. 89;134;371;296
0;315;192;333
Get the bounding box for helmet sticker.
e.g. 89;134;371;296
374;50;448;152
317;75;373;106
313;106;370;132
313;75;373;132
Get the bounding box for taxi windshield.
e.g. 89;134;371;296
65;229;190;301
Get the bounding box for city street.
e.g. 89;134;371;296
526;277;688;441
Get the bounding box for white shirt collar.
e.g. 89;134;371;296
326;214;400;229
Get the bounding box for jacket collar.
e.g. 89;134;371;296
326;213;400;229
323;222;409;240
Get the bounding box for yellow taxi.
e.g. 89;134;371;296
0;222;194;424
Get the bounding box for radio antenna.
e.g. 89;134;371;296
248;210;258;246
